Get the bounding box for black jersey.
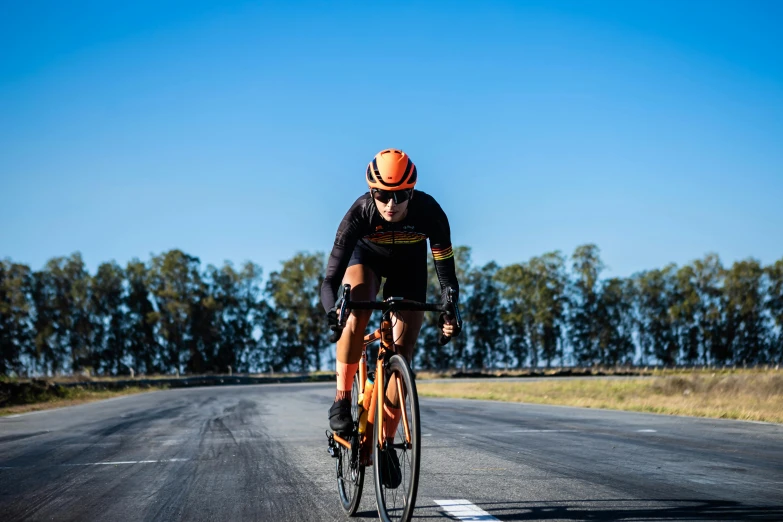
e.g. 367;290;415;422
320;190;459;312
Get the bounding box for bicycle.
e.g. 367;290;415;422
326;284;461;522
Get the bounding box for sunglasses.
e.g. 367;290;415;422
372;189;412;204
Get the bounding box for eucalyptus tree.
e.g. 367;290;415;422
206;261;264;373
265;252;329;372
189;267;221;374
30;266;57;375
65;254;94;373
125;259;159;374
596;277;636;365
257;301;286;372
633;265;678;365
691;254;726;364
670;263;701;364
527;252;569;366
91;261;127;374
495;262;533;368
766;258;783;362
464;261;504;370
147;250;203;374
31;253;93;374
0;260;34;375
6;244;781;376
723;258;769;364
568;244;604;365
239;261;267;372
206;262;240;372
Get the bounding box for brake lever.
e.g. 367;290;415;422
330;284;352;343
437;287;461;346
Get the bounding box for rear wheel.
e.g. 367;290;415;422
336;373;365;515
373;354;420;522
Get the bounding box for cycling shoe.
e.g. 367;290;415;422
328;398;353;433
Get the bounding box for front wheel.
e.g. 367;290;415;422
336;373;364;515
373;354;421;522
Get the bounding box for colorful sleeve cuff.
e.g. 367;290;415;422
431;245;454;261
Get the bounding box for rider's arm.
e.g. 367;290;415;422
426;197;460;304
321;196;370;312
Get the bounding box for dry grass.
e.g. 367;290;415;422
0;386;163;417
23;371;332;383
415;365;781;380
417;371;783;423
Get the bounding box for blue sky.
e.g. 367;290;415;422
1;0;781;279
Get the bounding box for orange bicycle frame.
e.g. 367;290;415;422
332;316;412;454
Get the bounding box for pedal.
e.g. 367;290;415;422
326;430;338;458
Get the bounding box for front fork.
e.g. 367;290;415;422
372;333;413;451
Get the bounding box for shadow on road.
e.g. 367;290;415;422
424;498;782;521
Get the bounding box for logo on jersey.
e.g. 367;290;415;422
365;231;427;245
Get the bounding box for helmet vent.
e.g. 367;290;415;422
366;149;417;191
408;166;417;185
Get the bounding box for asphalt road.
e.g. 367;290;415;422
1;383;781;521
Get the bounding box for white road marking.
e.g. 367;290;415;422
423;433;432;437
63;458;188;466
435;499;499;521
505;429;576;433
637;429;657;433
0;458;189;470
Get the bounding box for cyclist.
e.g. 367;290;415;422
321;148;460;486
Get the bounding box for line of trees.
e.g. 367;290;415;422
1;245;781;377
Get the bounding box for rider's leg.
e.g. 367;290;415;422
334;264;379;401
329;264;379;432
390;310;424;364
383;310;424;440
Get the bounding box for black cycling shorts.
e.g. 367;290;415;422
347;240;428;303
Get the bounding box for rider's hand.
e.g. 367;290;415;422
439;313;460;338
327;307;343;343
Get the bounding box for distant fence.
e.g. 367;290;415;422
0;374;335;408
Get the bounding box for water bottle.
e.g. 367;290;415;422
358;406;368;434
358;374;374;434
362;373;374;411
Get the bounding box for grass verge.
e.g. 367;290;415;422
417;371;783;423
0;386;165;417
415;365;780;380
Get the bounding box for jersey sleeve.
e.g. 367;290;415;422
427;199;460;304
320;197;367;312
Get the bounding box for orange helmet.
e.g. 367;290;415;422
366;149;417;191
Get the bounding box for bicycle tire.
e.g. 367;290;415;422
336;373;365;515
373;354;421;522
